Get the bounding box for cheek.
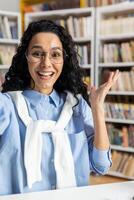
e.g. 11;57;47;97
56;63;63;75
28;64;36;77
28;67;33;79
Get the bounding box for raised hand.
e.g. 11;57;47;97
88;70;120;108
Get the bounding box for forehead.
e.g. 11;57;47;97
28;32;63;50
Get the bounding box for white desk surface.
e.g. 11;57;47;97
0;181;134;200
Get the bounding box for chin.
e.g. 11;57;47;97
38;84;53;93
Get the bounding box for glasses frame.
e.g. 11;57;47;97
25;49;67;64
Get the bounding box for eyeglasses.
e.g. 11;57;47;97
26;48;66;64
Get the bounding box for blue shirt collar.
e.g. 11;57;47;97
22;89;60;108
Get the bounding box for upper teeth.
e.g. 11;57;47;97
39;72;53;76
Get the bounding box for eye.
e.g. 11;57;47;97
51;51;62;58
31;51;43;58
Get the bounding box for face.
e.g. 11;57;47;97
27;32;64;94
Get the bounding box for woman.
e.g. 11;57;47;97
0;19;119;195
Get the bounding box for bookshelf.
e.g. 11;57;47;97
95;2;134;180
25;7;95;86
0;10;21;89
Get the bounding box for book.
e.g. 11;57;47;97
123;155;134;177
0;16;6;38
122;126;129;147
3;16;12;39
9;20;18;39
66;16;74;37
117;153;129;172
110;151;123;171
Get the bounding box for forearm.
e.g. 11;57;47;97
91;104;110;150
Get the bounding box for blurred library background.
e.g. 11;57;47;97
0;0;134;185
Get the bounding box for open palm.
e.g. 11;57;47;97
88;70;120;107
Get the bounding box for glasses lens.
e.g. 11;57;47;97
50;49;64;64
27;51;42;63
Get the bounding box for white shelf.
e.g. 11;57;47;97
80;64;92;69
0;65;10;69
108;171;134;180
111;145;134;153
0;38;19;44
0;10;20;16
73;37;92;42
106;118;134;124
97;2;134;14
98;62;134;67
108;91;134;95
99;33;134;41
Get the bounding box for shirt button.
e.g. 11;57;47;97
51;185;56;189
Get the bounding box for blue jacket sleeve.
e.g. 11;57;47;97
90;146;112;174
80;97;112;174
0;93;11;135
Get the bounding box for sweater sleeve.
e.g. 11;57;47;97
80;97;112;175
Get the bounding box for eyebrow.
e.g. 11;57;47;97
31;45;62;51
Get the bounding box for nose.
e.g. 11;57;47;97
40;54;52;67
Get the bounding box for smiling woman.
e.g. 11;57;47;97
25;32;64;94
0;19;119;195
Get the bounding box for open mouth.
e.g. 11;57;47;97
37;71;54;78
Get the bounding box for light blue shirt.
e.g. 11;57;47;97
0;89;111;195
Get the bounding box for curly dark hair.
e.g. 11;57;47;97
2;19;89;104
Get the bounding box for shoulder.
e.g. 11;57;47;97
0;92;14;104
0;92;16;114
0;91;25;107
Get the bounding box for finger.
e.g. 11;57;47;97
112;70;120;82
107;71;115;84
107;70;119;87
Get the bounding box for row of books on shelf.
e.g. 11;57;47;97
110;150;134;178
0;16;18;39
99;41;134;63
100;15;134;35
0;44;91;68
66;16;93;38
22;0;134;12
0;45;16;65
107;124;134;147
34;16;92;39
23;0;80;13
104;102;134;120
102;68;134;91
76;43;91;65
86;0;134;7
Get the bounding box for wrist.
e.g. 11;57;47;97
91;104;105;115
91;102;104;110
